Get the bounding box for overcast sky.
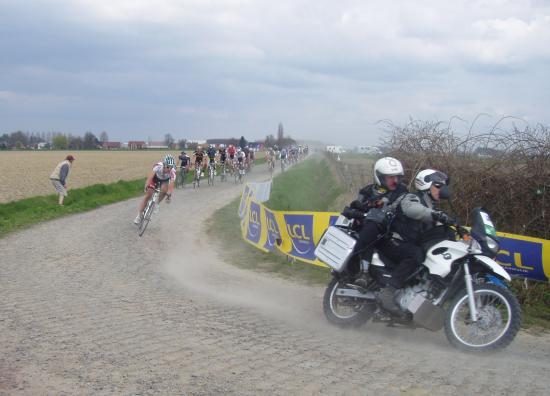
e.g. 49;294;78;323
1;0;549;145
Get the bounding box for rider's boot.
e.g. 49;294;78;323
354;259;371;289
376;286;401;314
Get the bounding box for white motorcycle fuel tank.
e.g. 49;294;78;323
423;240;477;277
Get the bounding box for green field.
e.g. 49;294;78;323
207;157;339;284
0;179;146;238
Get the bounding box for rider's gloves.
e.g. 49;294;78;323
432;210;452;225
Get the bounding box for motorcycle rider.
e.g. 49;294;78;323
348;157;408;281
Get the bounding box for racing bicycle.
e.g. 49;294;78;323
220;161;228;182
176;166;188;188
235;160;246;184
208;161;216;186
137;184;160;237
193;163;202;189
268;157;275;177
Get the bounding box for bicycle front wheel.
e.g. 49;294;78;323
138;200;155;236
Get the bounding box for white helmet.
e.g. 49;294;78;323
414;169;449;191
373;157;404;187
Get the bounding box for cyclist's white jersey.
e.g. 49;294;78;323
237;151;246;159
152;162;176;181
280;149;287;158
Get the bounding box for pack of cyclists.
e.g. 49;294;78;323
132;144;308;226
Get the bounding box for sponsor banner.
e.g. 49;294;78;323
496;232;549;282
238;184;253;219
283;213;316;261
238;183;550;281
263;207;282;252
246;201;263;244
247;180;272;203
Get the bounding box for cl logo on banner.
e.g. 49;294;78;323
263;208;281;251
246;201;262;244
283;214;316;260
497;236;547;282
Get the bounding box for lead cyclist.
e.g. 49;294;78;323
133;154;176;225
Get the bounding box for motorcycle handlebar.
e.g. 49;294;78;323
341;206;366;220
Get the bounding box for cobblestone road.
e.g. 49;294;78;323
1;163;550;395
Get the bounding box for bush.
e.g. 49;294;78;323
381;119;549;239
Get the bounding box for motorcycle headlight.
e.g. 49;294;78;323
486;237;500;255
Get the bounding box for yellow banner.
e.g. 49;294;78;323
238;185;550;281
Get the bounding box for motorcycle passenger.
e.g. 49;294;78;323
385;169;452;289
349;157;408;278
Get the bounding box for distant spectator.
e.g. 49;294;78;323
50;155;75;205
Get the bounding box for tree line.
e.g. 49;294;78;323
0;130;109;150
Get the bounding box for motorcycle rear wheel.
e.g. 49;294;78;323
444;283;521;352
323;278;373;327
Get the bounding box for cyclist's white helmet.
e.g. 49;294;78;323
163;154;175;168
373;157;404;188
414;169;449;191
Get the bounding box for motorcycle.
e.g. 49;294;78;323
314;206;522;352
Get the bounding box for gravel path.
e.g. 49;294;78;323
1;164;549;395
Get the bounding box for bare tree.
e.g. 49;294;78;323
99;131;109;143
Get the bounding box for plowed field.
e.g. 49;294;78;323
0;150;181;203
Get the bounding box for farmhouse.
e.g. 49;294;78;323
102;141;121;150
326;145;345;154
128;141;146;150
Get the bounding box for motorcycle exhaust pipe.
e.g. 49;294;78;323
336;287;376;300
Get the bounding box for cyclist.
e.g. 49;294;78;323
133;154;176;224
249;148;255;167
218;146;227;162
280;147;288;164
265;147;276;169
206;144;217;175
177;151;191;186
178;151;191;169
236;147;246;171
227;144;236;162
194;146;206;168
218;146;227;173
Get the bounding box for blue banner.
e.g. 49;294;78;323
283;214;316;260
263;208;281;252
246;201;262;244
497;235;548;282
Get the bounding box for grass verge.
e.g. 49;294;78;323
207;157;338;285
266;158;343;211
0;179;145;238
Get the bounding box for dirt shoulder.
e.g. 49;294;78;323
1;162;549;395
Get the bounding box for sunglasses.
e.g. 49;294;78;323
433;183;444;189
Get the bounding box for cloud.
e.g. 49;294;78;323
0;0;549;145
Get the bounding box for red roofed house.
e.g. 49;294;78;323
102;141;121;150
128;141;146;150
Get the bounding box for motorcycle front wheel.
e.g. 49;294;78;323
323;278;373;328
445;283;522;352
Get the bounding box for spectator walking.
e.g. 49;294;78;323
50;155;75;205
